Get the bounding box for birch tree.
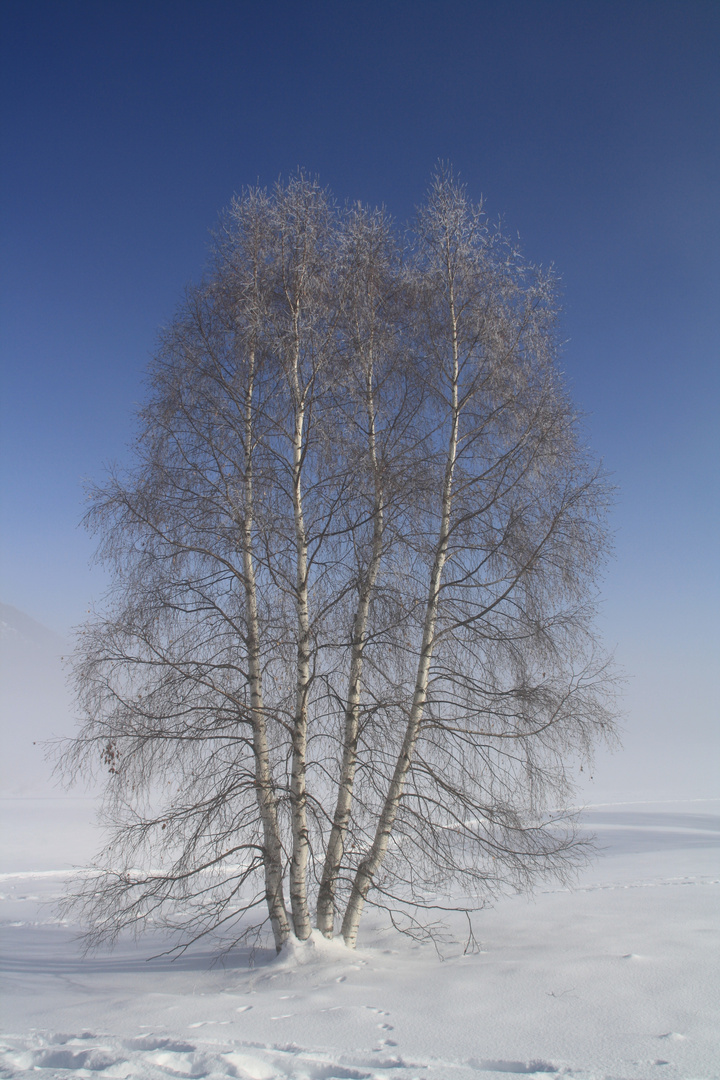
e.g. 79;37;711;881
60;171;616;956
341;173;615;945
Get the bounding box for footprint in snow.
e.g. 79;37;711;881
48;1031;98;1044
378;1023;394;1031
124;1036;196;1052
470;1059;558;1075
222;1050;278;1080
30;1048;123;1071
149;1049;205;1075
236;1004;253;1013
300;1066;372;1080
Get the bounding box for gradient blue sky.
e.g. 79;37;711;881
1;0;718;796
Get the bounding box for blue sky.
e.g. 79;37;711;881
1;0;718;796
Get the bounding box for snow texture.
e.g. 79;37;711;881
1;797;718;1079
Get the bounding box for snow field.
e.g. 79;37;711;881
0;799;718;1079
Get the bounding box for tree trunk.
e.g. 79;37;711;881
341;284;460;948
288;327;312;941
242;352;291;951
316;361;384;935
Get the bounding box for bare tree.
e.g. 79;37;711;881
59;171;616;957
341;173;616;945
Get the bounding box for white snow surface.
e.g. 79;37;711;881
1;797;718;1080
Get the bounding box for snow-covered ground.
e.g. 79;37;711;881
1;797;718;1080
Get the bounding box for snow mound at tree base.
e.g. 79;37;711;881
275;929;359;968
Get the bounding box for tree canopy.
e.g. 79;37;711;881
61;171;617;956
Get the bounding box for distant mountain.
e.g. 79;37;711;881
0;603;74;795
0;602;66;649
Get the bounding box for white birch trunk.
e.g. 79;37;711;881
341;287;461;948
288;320;312;940
242;352;291;951
316;361;384;937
